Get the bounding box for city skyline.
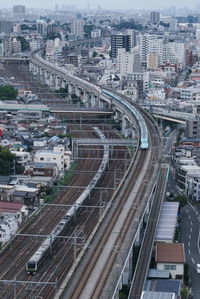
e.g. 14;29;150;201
0;0;199;10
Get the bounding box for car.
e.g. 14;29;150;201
196;264;200;273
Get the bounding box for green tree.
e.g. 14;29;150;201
92;51;98;58
0;85;18;101
16;36;30;51
180;287;188;299
46;32;61;40
113;21;144;31
0;147;25;175
184;263;189;286
21;24;30;30
54;87;68;98
0;146;15;175
174;195;187;207
84;24;95;38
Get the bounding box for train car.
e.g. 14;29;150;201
101;89;149;150
26;237;51;274
26;127;109;274
140;137;149;149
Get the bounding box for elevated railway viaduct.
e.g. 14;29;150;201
28;50;161;298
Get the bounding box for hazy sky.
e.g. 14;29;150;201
0;0;198;10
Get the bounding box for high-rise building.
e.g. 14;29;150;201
47;24;60;35
2;38;12;56
54;4;59;11
162;42;185;65
126;29;137;48
0;21;13;34
37;22;47;36
76;13;82;19
71;19;84;38
147;53;159;69
139;34;163;68
111;34;131;58
13;5;25;14
117;48;134;75
12;38;22;53
91;29;101;38
150;11;160;24
169;18;178;31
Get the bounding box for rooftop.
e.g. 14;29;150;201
155;243;185;264
141;291;175;299
0;201;24;214
155;202;179;242
148;269;170;279
153;279;181;295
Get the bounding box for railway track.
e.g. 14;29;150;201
0;124;129;298
0;59;160;299
60;112;160;299
26;140;129;299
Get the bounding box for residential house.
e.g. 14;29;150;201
155;243;185;279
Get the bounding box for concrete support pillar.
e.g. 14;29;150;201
99;99;104;109
61;80;67;89
75;87;81;98
44;70;50;86
29;62;33;72
122;252;133;285
135;221;142;246
83;91;89;105
36;65;40;75
114;110;122;122
50;73;55;89
122;115;129;136
55;76;61;90
85;94;90;108
68;84;73;94
91;94;97;107
39;68;45;84
33;65;38;76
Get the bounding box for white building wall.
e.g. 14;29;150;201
162;42;185;66
0;215;18;244
34;150;65;172
71;19;84;38
117;48;134;75
139;34;163;68
157;262;184;278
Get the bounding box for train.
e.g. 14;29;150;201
32;51;149;149
101;90;149;149
26;127;109;274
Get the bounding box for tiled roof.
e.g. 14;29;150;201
155;243;185;264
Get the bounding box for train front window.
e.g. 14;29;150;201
27;262;36;270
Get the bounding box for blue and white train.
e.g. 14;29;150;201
32;51;149;149
101;90;149;149
26;127;109;274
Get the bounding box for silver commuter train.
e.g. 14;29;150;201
26;127;109;274
101;90;148;149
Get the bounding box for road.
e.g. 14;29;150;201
163;129;177;156
181;203;200;298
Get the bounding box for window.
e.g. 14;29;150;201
40;158;44;161
164;264;176;270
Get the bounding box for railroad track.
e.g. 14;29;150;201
60;112;160;299
0;126;102;292
26;140;129;299
0;124;129;298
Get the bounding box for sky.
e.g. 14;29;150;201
0;0;199;10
